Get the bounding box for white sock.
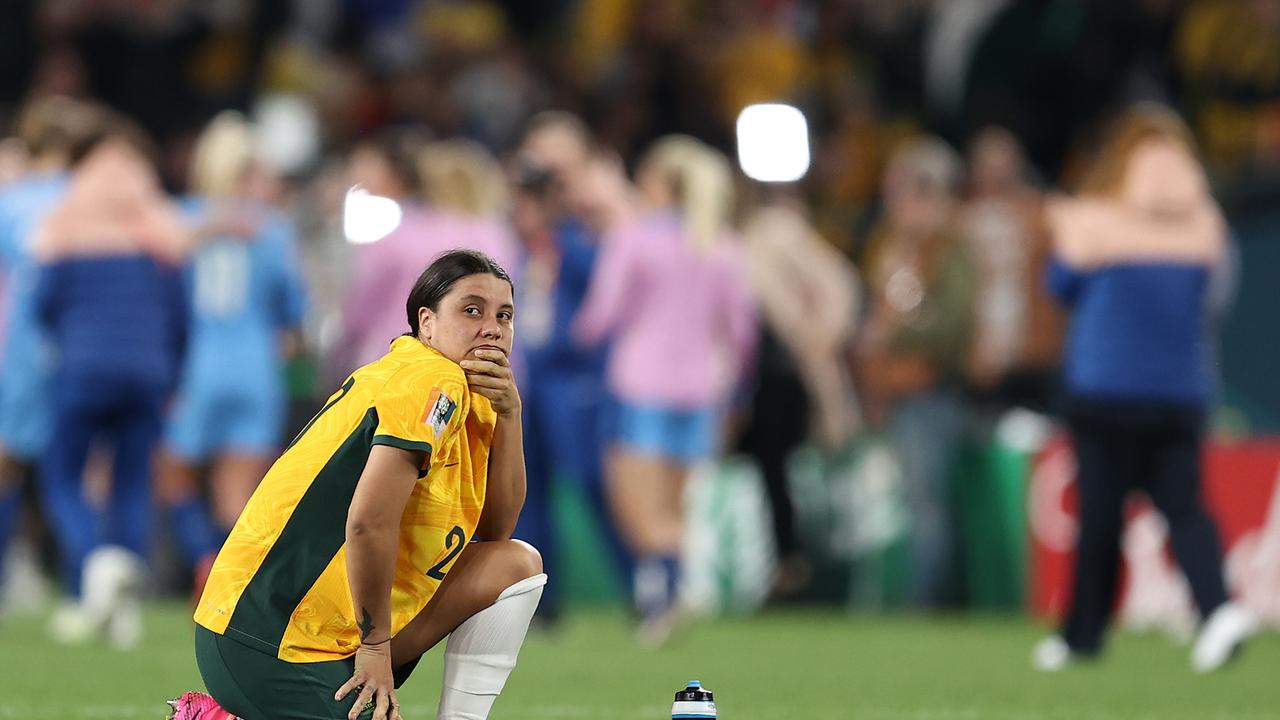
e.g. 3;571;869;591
438;573;547;720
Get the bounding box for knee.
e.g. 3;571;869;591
507;538;544;578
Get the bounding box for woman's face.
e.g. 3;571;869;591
884;163;954;237
419;273;515;364
1121;137;1206;214
574;156;632;232
636;164;673;209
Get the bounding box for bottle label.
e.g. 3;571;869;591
671;700;717;719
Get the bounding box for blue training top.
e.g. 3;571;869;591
520;218;608;376
0;174;69;457
0;173;69;365
1049;259;1211;406
36;255;189;392
179;198;308;394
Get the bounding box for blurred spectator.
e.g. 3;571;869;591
416;137;520;274
33;120;190;649
1033;106;1255;672
1176;0;1280;174
0;137;26;186
568;149;638;236
709;2;814;129
579;0;728;161
575;135;756;643
340;129;525;376
809;79;912;256
157;112;308;593
856;136;976;608
961;126;1062;408
336;127;429;371
0;96;94;591
738;200;861;599
511;112;628;623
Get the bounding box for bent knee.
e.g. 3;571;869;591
507;538;544;578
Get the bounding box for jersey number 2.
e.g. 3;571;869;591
426;525;466;580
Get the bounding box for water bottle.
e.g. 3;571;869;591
671;680;716;719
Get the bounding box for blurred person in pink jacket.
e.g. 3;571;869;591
339;131;518;372
574;135;757;644
416;138;520;278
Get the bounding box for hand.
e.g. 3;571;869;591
335;641;401;720
461;349;521;417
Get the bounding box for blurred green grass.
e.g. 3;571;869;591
1;604;1277;719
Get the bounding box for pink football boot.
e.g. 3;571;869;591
165;691;237;720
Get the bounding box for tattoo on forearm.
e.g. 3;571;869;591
358;607;375;641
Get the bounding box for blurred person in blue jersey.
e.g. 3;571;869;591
0;96;95;592
1033;106;1255;673
157;112;308;595
575;136;757;645
33;118;190;648
509;112;630;623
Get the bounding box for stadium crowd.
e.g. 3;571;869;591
0;0;1276;665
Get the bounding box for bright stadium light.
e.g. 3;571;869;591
736;103;810;182
343;186;402;244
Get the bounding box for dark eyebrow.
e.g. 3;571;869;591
460;294;515;312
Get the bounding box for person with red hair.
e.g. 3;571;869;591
1034;106;1256;672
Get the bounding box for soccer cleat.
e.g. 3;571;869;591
48;601;95;645
83;545;146;650
165;691;237;720
1191;602;1257;673
1031;635;1072;671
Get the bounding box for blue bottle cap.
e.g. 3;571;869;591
688;681;701;688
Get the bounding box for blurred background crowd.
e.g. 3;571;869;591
1;0;1279;649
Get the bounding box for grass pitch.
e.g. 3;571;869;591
0;604;1276;719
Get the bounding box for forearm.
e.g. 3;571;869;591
1050;197;1224;269
476;411;526;541
345;521;400;644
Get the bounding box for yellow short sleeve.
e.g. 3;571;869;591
372;367;467;464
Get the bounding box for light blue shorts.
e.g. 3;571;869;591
0;328;53;461
0;370;51;461
166;381;285;461
615;402;719;462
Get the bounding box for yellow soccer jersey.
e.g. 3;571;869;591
194;336;497;662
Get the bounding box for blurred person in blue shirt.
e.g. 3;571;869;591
157;112;308;593
0;96;94;593
509;112;630;620
33;119;190;647
1034;106;1254;673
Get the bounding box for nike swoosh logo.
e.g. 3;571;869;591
443;462;459;468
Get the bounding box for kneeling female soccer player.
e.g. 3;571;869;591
171;249;544;720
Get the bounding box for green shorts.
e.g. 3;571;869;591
194;625;421;720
